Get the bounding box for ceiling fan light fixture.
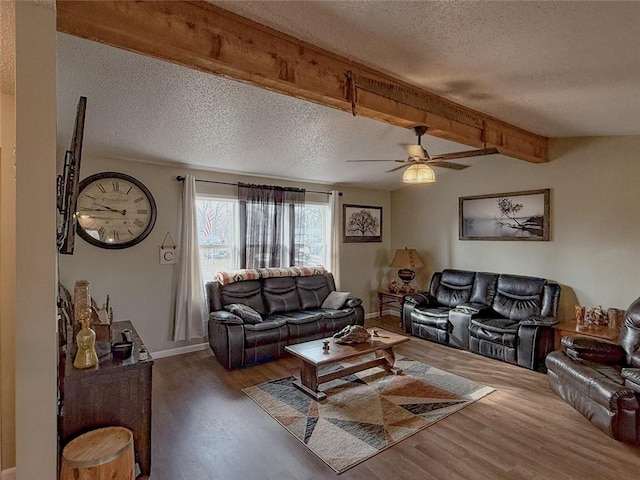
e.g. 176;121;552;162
402;164;436;184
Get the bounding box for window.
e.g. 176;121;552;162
197;196;331;281
196;197;238;280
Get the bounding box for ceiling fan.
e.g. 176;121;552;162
347;126;498;183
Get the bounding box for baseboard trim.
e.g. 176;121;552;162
151;342;208;359
1;467;16;480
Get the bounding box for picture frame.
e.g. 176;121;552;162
343;204;382;243
459;189;550;241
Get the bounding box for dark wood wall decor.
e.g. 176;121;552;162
56;0;548;164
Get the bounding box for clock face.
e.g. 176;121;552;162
76;172;157;249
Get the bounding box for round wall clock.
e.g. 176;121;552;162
76;172;157;249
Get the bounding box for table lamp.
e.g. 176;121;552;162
389;247;424;293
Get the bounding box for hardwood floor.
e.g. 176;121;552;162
150;316;640;479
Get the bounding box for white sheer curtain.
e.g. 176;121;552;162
173;175;207;340
329;190;341;289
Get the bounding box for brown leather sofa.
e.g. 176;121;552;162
206;267;364;369
402;269;561;371
546;296;640;444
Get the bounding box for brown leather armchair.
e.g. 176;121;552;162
545;296;640;444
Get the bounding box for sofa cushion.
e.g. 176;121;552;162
219;280;266;315
244;318;288;347
492;275;546;320
321;291;350;309
263;277;301;315
296;274;331;309
435;270;475;308
277;311;325;340
470;272;499;305
224;303;263;324
412;307;450;330
470;318;519;347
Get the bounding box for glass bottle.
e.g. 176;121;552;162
74;308;98;369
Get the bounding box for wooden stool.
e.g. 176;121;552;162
60;426;135;480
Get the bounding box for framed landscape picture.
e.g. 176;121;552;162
343;204;382;243
459;189;550;241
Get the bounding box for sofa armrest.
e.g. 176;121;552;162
404;292;434;308
209;310;244;325
519;315;559;327
453;302;492;315
346;297;362;308
561;335;626;364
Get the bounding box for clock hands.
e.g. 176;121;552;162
92;203;127;215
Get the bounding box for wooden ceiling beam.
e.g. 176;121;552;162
56;0;549;163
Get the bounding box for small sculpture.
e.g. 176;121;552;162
333;325;372;344
322;340;330;351
74;307;99;369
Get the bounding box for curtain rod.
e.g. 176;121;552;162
176;176;342;196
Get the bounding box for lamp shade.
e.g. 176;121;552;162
402;164;436;184
389;248;424;269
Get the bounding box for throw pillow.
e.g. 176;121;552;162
321;291;351;310
224;303;263;324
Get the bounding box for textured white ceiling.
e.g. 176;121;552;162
56;1;640;191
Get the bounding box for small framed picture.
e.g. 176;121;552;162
343;204;382;243
459;189;550;241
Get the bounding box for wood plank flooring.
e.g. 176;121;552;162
150;316;640;479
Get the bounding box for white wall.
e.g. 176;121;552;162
60;156;391;353
391;135;640;319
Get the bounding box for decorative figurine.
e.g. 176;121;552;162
74;307;99;369
322;340;330;351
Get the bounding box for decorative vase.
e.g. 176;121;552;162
74;308;99;369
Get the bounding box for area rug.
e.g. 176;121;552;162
242;357;494;473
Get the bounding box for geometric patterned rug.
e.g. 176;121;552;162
243;356;495;473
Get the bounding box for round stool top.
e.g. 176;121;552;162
62;426;133;468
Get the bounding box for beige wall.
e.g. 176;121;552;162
0;93;16;471
8;2;57;477
390;135;640;319
59;156;391;353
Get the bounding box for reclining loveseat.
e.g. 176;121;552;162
402;269;561;371
206;266;364;369
545;296;640;444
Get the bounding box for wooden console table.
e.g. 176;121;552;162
59;320;153;477
553;320;620;350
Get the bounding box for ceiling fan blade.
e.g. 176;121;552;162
386;164;409;173
424;160;469;170
429;147;499;161
346;159;404;163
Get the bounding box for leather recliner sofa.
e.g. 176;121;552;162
206;267;364;369
402;269;561;371
545;296;640;444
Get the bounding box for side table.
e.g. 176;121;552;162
552;320;620;350
377;290;412;317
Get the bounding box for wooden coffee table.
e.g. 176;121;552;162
284;328;410;401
